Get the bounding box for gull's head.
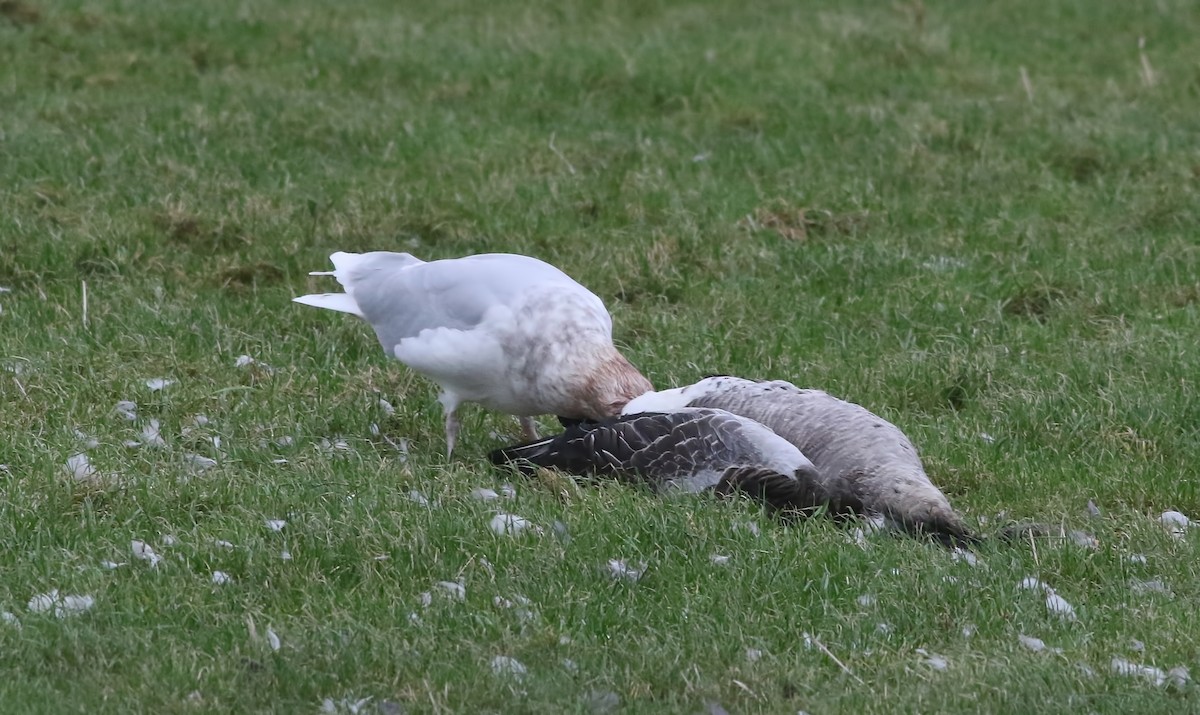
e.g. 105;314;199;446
577;356;655;419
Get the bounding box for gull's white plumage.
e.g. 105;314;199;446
294;251;652;456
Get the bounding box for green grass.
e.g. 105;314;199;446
3;0;1200;711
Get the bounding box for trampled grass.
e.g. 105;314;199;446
2;0;1200;711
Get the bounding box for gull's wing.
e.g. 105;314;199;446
340;252;611;350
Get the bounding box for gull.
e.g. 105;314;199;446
294;251;652;456
622;376;973;545
490;407;855;515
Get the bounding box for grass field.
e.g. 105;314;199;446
3;0;1200;711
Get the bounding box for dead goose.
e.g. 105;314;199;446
294;251;653;457
622;376;974;546
490;407;862;516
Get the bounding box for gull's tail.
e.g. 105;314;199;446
292;292;364;316
293;251;422;317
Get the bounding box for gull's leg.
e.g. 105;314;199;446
438;391;462;459
519;416;539;441
445;410;460;459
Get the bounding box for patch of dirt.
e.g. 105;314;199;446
743;200;873;242
217;261;284;288
1168;284;1200;308
0;0;41;26
1051;147;1105;183
1002;285;1069;321
154;204;250;251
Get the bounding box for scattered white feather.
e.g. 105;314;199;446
561;658;579;673
916;648;949;671
211;571;233;585
1019;635;1062;654
1168;666;1191;688
1086;499;1101;517
961;624;976;638
1130;578;1169;595
471;488;501;501
490;513;543;537
857;594;876;607
378;398;395;415
1160;510;1195;538
1019;576;1050;592
74;429;100;449
710;554;731;566
736;521;761;538
139;419;166;448
951;548;979;567
100;560;125;570
65;453;98;483
266;627;281;652
265;519;287;532
418;592;433;608
408;490;430;507
161;535;179;546
436;581;465;601
56;595;95;618
1;611;19;629
234;355;256;367
606;559;646;582
490;655;527;679
1076;662;1097;678
280;550;292;561
27;590;94;618
274;435;294;448
979;432;996;443
1045;593;1077;620
317;438;353;456
1111;657;1167;686
500;484;517;499
877;623;894;634
114;400;138;421
1068;530;1098;549
131;540;162;568
185;453;218;472
1128;553;1148;564
28;590;59;613
145;378;174;391
214;539;235;549
745;648;763;663
1130;639;1145;652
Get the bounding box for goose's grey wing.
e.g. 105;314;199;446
489;408;822;511
343;253;611;350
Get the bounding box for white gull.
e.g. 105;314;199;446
294;251;652;456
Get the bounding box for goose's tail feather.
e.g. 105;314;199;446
714;466;810;514
489;436;557;474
